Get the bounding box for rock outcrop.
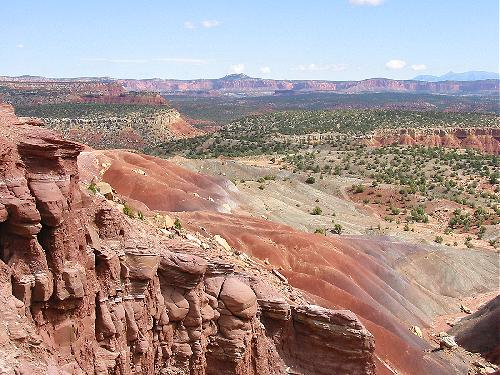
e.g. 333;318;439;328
39;106;202;150
0;103;376;374
283;305;375;375
0;78;168;106
449;296;500;364
367;127;500;154
117;75;500;96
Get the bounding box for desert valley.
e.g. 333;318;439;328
0;1;499;374
0;72;498;375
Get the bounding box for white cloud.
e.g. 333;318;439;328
260;66;271;74
349;0;384;6
385;59;407;69
411;64;427;71
201;20;220;28
229;63;245;74
184;21;195;29
16;43;24;49
296;63;347;72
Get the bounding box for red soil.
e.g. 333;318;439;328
78;150;236;212
168;116;204;138
178;211;463;375
76;149;485;374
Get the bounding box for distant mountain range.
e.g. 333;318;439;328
117;74;499;96
414;71;499;82
1;73;499;97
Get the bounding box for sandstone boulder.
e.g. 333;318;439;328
28;180;67;227
123;252;160;280
219;278;257;320
95;181;114;200
32;272;53;302
54;263;86;300
162;285;189;321
158;252;207;290
214;234;231;252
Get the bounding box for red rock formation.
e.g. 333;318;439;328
367;127;500;154
3;74;499;96
75;139;498;374
118;75;500;95
0;79;169;105
0;100;377;375
178;212;495;375
281;305;376;375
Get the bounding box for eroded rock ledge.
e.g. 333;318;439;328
366;127;500;154
0;104;375;374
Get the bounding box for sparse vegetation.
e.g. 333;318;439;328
87;182;97;194
409;206;429;223
174;218;182;230
123;202;135;218
332;224;343;235
311;206;323;215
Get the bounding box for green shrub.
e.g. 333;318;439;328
352;184;365;194
123;203;135;218
88;182;97;194
434;236;443;244
174;218;182;230
465;236;473;248
390;206;400;215
409;206;428;223
332;224;343;234
305;176;316;184
311;206;322;215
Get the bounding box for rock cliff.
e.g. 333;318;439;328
0;79;168;106
118;75;500;95
367;127;500;154
2;75;497;99
40;106;202;149
0;103;375;374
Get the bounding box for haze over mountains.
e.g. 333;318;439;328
414;71;500;82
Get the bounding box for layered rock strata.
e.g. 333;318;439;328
367;127;500;154
0;103;375;374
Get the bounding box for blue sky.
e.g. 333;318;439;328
0;0;498;80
